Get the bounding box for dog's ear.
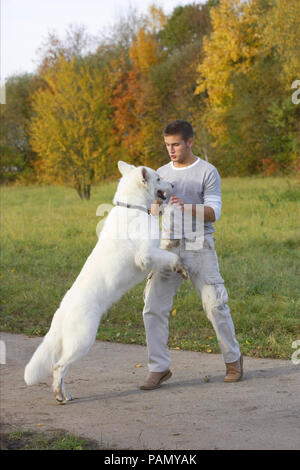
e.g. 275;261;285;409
141;167;148;185
118;161;135;176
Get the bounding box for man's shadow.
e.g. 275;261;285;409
65;363;299;405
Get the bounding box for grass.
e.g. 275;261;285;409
0;428;100;450
1;177;300;359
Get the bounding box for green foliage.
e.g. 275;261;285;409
158;4;211;52
0;73;40;183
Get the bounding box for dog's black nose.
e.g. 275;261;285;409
171;183;174;188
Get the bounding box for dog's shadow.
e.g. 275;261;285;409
65;364;299;405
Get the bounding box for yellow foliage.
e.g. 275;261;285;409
263;0;300;87
30;56;117;198
130;28;160;73
129;4;165;73
196;0;263;103
195;0;269;143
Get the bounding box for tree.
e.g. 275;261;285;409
36;24;95;75
263;0;300;88
195;0;300;175
110;5;167;168
0;73;40;183
158;3;212;53
150;2;215;161
30;55;117;199
129;5;166;73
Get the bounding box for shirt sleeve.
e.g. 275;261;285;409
203;166;222;222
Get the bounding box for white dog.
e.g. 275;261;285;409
24;161;187;403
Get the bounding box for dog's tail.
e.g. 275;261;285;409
24;317;62;385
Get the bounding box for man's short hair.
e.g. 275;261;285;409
163;120;194;142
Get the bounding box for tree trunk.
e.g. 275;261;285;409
75;182;83;199
83;184;91;200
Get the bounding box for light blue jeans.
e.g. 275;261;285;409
143;235;241;372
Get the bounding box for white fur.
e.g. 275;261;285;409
24;161;186;403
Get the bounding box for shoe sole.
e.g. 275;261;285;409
140;370;172;390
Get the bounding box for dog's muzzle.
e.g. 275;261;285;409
156;190;167;201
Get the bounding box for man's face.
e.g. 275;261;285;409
164;134;193;164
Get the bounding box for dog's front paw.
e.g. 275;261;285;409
135;253;151;271
173;263;188;280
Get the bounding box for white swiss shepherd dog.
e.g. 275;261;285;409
24;161;187;403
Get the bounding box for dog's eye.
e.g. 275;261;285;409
157;178;160;182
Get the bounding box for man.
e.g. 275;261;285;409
140;120;243;390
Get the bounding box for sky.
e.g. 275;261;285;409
1;0;205;80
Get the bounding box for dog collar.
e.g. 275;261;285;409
115;201;151;215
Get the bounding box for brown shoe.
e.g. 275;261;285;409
140;370;172;390
224;354;243;382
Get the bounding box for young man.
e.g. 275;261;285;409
140;120;243;390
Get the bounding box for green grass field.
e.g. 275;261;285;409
1;177;299;359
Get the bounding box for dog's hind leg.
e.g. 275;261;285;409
52;329;99;403
53;347;89;403
53;362;71;404
53;354;85;403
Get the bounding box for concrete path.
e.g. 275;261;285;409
0;332;299;450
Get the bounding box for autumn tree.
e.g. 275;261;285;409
110;5;167;168
30;55;117;199
196;0;300;175
0;73;40;183
36;24;95;75
262;0;300;174
151;3;215;161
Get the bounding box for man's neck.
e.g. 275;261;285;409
172;154;198;168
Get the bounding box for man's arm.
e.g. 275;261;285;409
168;196;215;222
196;205;215;222
150;197;215;221
150;199;162;217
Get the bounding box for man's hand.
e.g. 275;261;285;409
150;199;162;216
170;195;184;210
170;195;215;222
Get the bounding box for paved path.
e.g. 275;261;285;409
0;332;299;450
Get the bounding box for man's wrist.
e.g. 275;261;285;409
150;201;162;216
184;204;215;222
